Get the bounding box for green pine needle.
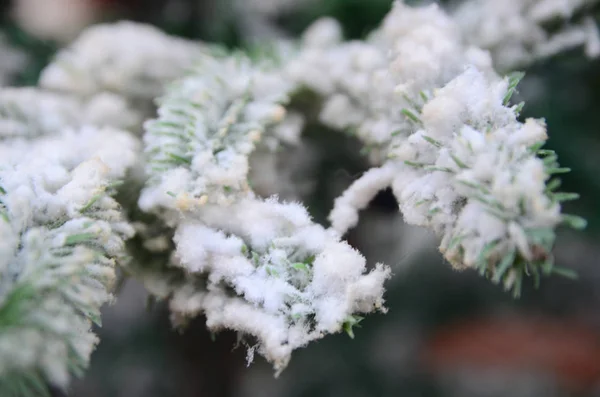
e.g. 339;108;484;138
551;266;578;280
421;135;442;147
401;108;422;124
492;249;516;284
64;233;96;246
561;214;587;230
503;71;525;105
342;315;364;339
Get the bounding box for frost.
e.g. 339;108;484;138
453;0;600;70
39;21;206;101
138;51;390;371
0;0;587;389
